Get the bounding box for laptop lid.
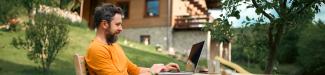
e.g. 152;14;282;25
187;41;204;72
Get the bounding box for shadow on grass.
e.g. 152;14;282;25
0;59;40;75
0;58;75;75
51;57;75;75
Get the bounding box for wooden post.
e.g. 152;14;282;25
207;31;221;74
79;0;84;18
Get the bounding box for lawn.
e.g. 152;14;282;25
0;25;185;75
235;61;300;74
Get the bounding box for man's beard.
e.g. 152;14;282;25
106;33;118;44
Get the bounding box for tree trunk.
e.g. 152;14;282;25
264;22;276;74
265;22;284;74
264;41;277;74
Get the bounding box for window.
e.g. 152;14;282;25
140;35;150;45
117;1;130;19
145;0;159;17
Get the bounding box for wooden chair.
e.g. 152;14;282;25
74;54;88;75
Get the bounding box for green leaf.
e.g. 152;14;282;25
216;18;222;21
234;11;241;19
255;8;262;15
246;16;251;21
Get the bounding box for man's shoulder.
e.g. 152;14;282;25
87;41;109;52
89;41;105;48
86;40;121;54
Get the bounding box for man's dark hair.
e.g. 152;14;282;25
91;3;123;30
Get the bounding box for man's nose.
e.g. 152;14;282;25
117;26;123;32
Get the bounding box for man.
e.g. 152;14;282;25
85;3;179;75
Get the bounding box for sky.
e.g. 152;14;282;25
208;2;325;28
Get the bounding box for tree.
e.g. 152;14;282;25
204;19;233;43
219;0;325;73
12;13;69;74
296;21;325;74
0;0;27;24
233;24;269;68
276;25;300;64
22;0;76;18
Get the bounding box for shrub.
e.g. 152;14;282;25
12;13;69;74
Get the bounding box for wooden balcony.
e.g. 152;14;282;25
174;16;209;30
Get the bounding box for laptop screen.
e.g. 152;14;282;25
187;41;204;70
158;41;205;75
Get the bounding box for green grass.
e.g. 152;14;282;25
0;26;185;75
234;61;300;74
277;64;300;74
237;63;264;74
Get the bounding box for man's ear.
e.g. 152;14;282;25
100;21;108;29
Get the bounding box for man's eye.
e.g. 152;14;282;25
116;23;122;26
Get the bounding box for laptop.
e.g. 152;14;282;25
158;41;205;75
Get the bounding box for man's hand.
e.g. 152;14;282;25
162;63;180;72
150;63;180;74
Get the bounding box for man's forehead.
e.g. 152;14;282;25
111;14;123;23
111;14;121;18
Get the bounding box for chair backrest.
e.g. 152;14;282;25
74;54;87;75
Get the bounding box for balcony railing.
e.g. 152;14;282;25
174;16;209;30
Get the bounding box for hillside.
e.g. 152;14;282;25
0;25;185;75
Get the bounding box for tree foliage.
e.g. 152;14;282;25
234;19;325;74
220;0;325;73
11;13;69;73
0;0;28;24
203;19;233;43
296;21;325;75
21;0;79;18
0;0;79;28
276;27;300;64
232;23;270;73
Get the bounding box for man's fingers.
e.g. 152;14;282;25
167;63;180;70
165;63;180;72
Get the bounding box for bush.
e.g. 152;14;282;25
12;13;69;74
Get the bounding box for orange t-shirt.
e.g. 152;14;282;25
85;39;140;75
